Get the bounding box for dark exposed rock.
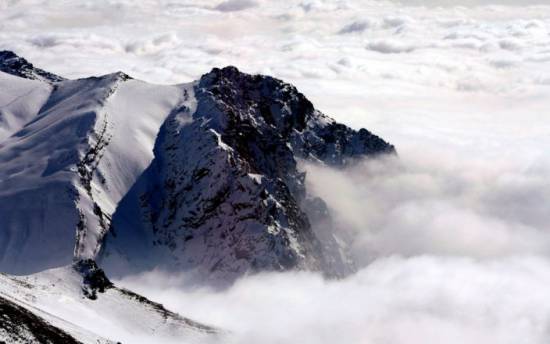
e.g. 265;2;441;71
0;295;82;343
0;50;65;83
73;259;113;300
199;66;395;165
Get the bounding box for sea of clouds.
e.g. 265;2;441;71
1;0;549;343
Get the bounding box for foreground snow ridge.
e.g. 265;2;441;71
0;263;218;343
0;51;394;284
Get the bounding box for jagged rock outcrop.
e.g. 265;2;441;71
73;259;114;300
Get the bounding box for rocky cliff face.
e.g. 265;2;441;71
100;67;394;282
0;51;394;283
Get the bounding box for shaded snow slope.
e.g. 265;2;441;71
0;295;85;344
0;63;188;274
0;74;122;274
0;71;52;141
0;266;219;343
72;77;191;263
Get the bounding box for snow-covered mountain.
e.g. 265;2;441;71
0;50;394;341
0;51;395;283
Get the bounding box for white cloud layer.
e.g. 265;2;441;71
118;255;550;344
116;137;550;343
1;1;549;343
215;0;259;12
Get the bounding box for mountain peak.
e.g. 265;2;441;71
199;65;295;96
0;50;17;60
207;65;242;76
0;50;65;83
100;63;395;283
196;64;395;164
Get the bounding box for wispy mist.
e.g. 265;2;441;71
115;145;550;344
304;150;550;266
117;254;550;344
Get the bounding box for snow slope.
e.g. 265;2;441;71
0;294;86;344
0;64;190;274
0;71;51;141
0;265;219;343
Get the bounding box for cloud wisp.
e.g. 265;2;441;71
115;146;550;344
117;255;550;344
304;151;550;265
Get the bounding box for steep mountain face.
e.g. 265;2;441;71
0;51;394;283
100;67;395;282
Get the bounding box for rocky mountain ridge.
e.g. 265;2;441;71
0;51;395;284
